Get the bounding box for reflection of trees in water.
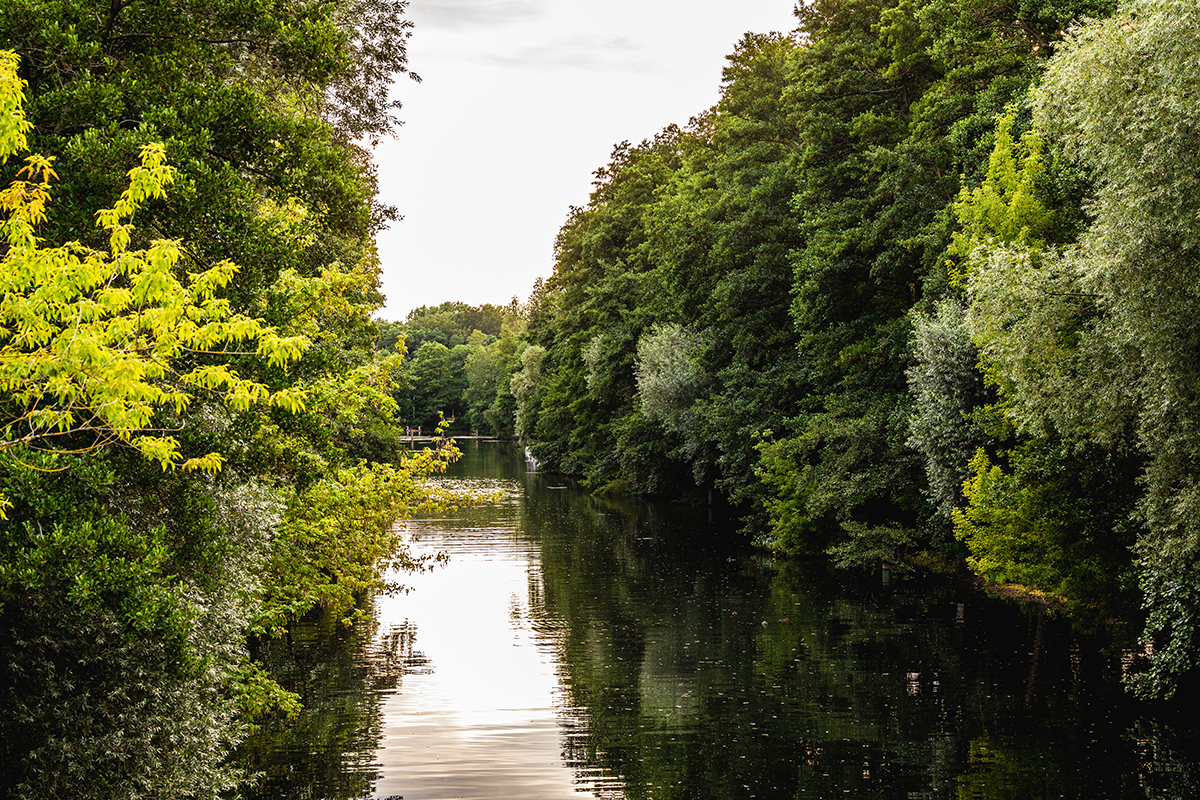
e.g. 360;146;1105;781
233;606;428;800
516;477;1200;800
521;485;757;797
1127;719;1200;800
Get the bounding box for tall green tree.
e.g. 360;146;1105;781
956;0;1200;697
464;323;523;436
521;131;689;492
0;0;476;788
402;341;467;430
652;32;807;506
759;0;1112;557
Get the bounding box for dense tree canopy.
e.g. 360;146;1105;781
375;300;526;434
0;0;475;792
506;0;1200;701
5;0;1200;793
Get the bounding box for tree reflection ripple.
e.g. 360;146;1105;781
244;441;1200;799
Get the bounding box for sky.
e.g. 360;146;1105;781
371;0;800;321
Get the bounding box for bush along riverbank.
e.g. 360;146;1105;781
0;15;480;794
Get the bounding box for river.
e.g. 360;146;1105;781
235;440;1198;799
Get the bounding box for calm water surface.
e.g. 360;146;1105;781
238;440;1198;799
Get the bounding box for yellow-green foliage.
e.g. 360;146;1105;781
953;109;1107;443
950;111;1058;272
952;449;1053;586
0;52;30;160
951;445;1125;601
0;51;308;481
251;438;490;637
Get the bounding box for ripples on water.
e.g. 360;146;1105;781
236;441;1200;800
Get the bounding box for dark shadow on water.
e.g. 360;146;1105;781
502;443;1200;800
232;606;427;800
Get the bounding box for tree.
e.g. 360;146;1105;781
906;298;989;521
1;0;415;416
464;323;522;436
511;344;546;444
635;323;708;459
0;23;480;792
1029;0;1200;697
759;0;1112;557
520;131;690;492
658;32;808;502
942;0;1200;696
403;341;466;430
0;50;305;499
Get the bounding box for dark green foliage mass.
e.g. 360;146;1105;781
4;3;1199;797
0;448;262;797
511;0;1200;699
0;0;485;794
520;33;808;499
520;0;1108;519
521;131;689;491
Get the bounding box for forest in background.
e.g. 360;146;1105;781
411;0;1200;703
375;299;529;435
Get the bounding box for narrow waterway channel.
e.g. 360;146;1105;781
237;440;1198;799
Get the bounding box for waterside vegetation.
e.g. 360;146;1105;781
431;0;1200;703
3;0;1200;794
0;0;480;793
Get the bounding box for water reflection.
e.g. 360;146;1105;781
235;609;426;800
242;440;1200;799
371;462;583;799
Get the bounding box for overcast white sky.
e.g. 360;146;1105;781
372;0;799;321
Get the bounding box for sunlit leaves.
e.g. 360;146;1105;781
943;0;1200;696
0;0;446;787
0;51;30;162
0;53;308;471
949;111;1059;275
252;441;486;638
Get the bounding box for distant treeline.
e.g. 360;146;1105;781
375;299;530;434
408;0;1200;700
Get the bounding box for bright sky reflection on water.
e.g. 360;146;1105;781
371;490;600;800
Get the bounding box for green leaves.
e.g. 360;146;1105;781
1030;0;1200;697
0;509;245;799
0;51;30;162
252;443;484;638
0;59;309;475
950;111;1058;271
934;0;1200;697
0;0;451;788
